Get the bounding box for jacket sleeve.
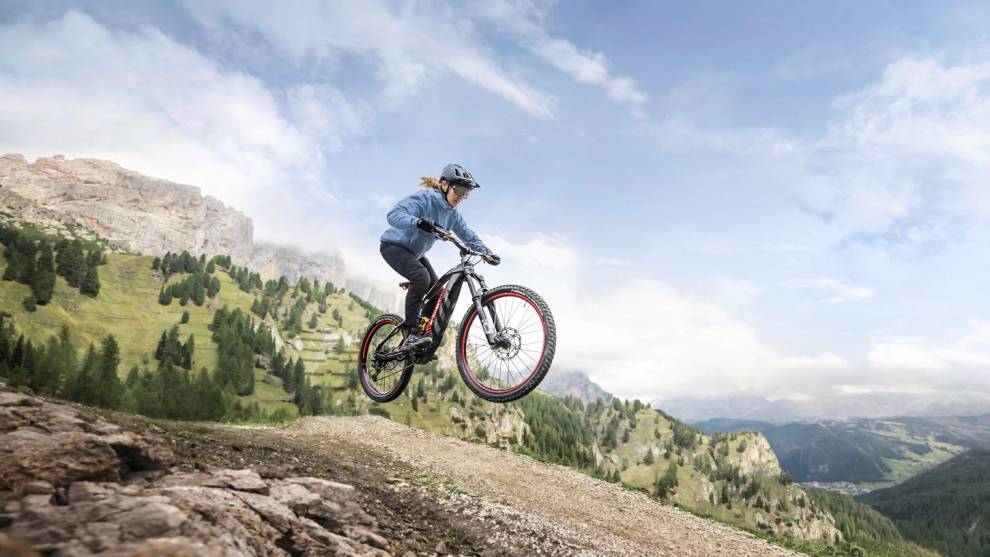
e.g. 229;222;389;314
386;192;426;230
452;212;492;255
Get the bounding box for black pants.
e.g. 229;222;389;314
380;242;439;332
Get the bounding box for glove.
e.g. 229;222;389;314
485;253;501;266
416;218;437;233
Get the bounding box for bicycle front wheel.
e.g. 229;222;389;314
456;285;556;403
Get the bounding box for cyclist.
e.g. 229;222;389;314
380;163;500;352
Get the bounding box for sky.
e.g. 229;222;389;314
1;0;989;407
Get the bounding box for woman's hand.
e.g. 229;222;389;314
416;218;437;233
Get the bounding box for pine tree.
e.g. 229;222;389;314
308;313;319;330
294;358;305;392
80;264;100;297
65;344;98;404
283;357;297;392
180;310;190;324
644;447;655;465
95;335;123;409
207;276;220;298
18;248;35;285
58;240;86;287
182;335;195;370
206;260;215;274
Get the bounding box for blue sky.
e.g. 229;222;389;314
2;1;989;405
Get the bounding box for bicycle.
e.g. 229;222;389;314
358;225;556;404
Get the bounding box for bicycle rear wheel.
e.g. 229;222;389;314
358;314;414;402
456;285;556;403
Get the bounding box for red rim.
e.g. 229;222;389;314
360;318;404;397
459;291;547;395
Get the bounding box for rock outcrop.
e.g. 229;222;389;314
0;390;391;556
0;155;254;262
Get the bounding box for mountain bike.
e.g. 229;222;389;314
359;226;556;404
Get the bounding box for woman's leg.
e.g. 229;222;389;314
417;256;440;318
380;243;433;332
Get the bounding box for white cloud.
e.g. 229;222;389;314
185;1;646;118
286;84;367;153
183;0;556;118
483;232;579;270
0;11;341;224
866;319;990;391
483;233;849;401
781;277;876;303
475;0;648;113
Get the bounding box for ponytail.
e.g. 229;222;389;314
420;176;441;190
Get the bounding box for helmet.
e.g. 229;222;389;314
440;163;480;189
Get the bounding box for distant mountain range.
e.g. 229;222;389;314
859;448;990;557
537;370;613;404
694;414;990;488
655;392;990;423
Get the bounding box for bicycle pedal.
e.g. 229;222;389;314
415;354;438;364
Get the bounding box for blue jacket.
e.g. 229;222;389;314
380;188;492;258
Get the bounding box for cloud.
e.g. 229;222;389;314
866;319;990;391
780;277;876;303
657;55;990;252
483;233;849;401
483;233;579;270
0;10;345;240
183;0;556;118
286;84;367;153
186;0;647;118
475;0;647;113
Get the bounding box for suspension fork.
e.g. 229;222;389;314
466;273;503;345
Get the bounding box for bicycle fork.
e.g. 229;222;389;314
466;275;505;346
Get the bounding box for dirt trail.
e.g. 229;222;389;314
278;415;800;557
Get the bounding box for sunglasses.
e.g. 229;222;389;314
451;183;473;199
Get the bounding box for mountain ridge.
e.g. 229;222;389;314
0;153;397;311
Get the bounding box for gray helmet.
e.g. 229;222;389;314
441;163;480;189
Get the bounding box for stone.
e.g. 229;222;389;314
1;389;393;556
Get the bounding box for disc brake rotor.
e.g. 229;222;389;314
493;328;522;360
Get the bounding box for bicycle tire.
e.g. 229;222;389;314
456;284;556;403
358;314;414;403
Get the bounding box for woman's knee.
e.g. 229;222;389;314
409;268;432;290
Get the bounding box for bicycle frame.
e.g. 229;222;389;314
374;233;505;363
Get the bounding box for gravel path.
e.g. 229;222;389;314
282;415;801;557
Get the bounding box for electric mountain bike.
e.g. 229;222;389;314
358;226;556;404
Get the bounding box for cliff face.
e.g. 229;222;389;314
0;155;253;262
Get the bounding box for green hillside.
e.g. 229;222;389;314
805;487;940;557
696;417;982;489
860;449;990;557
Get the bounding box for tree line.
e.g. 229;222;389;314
153;251;221;306
1;226;103;311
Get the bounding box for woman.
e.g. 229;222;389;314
380;163;500;352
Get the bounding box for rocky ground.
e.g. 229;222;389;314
0;388;803;556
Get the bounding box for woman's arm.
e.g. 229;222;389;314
451;212;492;255
387;192;427;230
